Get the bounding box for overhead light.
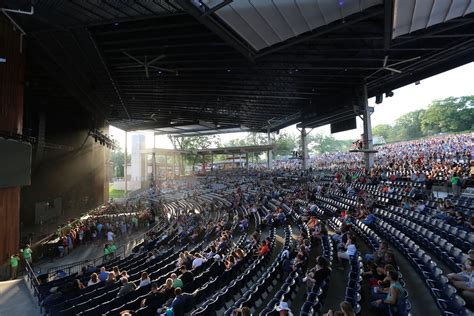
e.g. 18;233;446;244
375;94;383;104
0;57;6;63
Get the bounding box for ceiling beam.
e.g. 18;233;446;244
384;0;393;50
174;0;256;61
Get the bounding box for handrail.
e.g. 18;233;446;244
45;220;163;276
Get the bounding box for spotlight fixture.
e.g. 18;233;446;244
88;128;118;150
385;91;394;98
375;94;383;104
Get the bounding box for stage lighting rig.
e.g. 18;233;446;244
88;129;118;150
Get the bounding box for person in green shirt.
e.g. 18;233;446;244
22;244;33;264
451;173;461;197
10;254;20;279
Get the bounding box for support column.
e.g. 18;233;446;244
362;84;375;169
164;154;168;179
211;153;214;171
124;131;128;195
152;133;156;181
301;127;309;170
232;154;235;168
246;153;249;171
267;131;273;169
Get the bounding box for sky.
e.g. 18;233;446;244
110;62;474;152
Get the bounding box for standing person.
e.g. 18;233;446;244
10;253;20;279
22;244;33;264
451;173;462;197
107;229;115;243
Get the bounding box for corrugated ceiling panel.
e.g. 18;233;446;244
273;0;310;36
427;0;453;28
361;0;385;10
252;1;294;43
212;0;382;51
296;0;328;30
216;5;268;50
393;0;416;37
445;0;471;20
410;0;434;33
231;1;281;46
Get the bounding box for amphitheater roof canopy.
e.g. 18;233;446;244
141;144;275;155
6;0;474;134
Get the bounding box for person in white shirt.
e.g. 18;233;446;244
87;273;100;286
337;234;358;266
192;254;206;269
107;230;114;242
138;271;151;288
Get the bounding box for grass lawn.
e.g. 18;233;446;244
109;187;126;199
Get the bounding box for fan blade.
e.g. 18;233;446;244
123;51;144;65
388;56;421;67
365;68;384;80
145;65;149;78
383;55;389;67
148;65;175;73
147;54;166;65
384;67;402;74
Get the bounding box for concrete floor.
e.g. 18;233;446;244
0;278;41;316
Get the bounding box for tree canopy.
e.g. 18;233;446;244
372;95;473;143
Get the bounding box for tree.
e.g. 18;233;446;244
109;151;131;178
421;96;474;135
168;135;221;174
307;133;352;154
273;133;297;157
372;124;394;140
391;109;425;141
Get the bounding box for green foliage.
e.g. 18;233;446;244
420;96;474;134
273;133;297;157
308;133;352;154
168;135;221;173
109;151;130;178
372;95;474;143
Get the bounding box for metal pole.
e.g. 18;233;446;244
152;133;156;181
165;154;168;179
211;153;214;171
246;152;249;171
124;131;128;195
301;127;308;170
362;84;375;169
267;130;273;169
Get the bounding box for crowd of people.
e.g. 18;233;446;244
14;131;474;315
274;133;473;193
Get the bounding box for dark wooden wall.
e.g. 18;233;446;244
0;15;25;262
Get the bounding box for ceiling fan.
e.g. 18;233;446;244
366;55;421;79
118;51;176;78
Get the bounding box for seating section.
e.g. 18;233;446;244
26;173;474;316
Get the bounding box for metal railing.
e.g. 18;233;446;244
45;220;163;276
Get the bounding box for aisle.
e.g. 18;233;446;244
0;278;41;316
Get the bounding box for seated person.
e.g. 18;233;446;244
371;270;407;315
305;256;331;291
323;301;355;316
337;235;357;268
449;259;474;304
117;277;136;297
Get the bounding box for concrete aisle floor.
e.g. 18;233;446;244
0;278;41;316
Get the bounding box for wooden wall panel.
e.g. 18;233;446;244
0;187;21;261
0;15;25;261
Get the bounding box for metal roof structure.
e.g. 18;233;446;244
5;0;474;134
140;144;275;155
